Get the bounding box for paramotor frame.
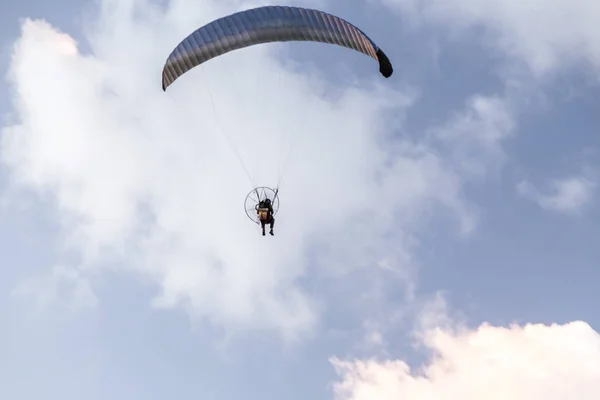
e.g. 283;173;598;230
244;187;280;224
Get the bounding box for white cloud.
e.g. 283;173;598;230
432;94;515;178
0;0;474;341
376;0;600;79
372;0;600;198
517;176;595;214
331;320;600;399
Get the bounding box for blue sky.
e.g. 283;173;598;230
1;0;599;399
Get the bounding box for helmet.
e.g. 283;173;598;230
264;198;271;204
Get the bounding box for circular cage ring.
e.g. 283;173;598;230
244;187;280;224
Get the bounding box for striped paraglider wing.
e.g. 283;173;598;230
161;5;393;90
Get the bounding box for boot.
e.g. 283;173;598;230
269;230;274;236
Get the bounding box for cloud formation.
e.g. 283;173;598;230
332;320;600;399
432;94;515;178
0;0;473;341
517;176;595;214
377;0;600;79
0;1;598;400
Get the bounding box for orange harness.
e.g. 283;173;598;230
257;208;269;221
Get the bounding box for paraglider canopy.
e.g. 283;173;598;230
161;5;393;91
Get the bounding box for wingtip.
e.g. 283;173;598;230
375;48;393;78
